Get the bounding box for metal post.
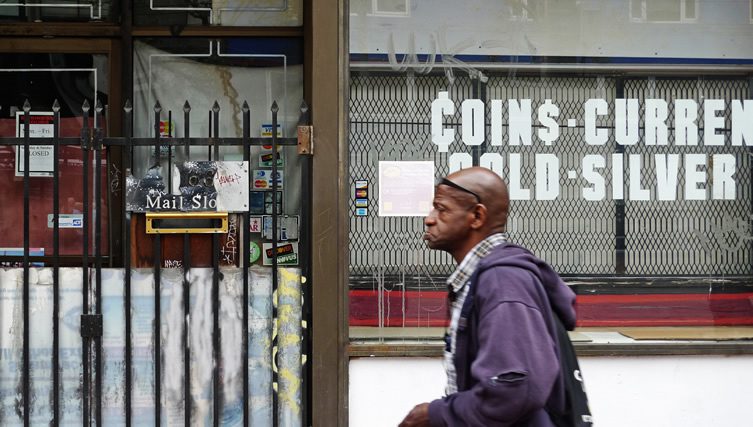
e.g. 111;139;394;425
94;100;104;427
470;77;485;166
271;101;280;427
297;100;313;427
211;101;221;427
153;101;163;427
182;100;192;427
81;99;91;427
241;101;251;427
22;100;30;427
52;99;61;425
123;100;134;427
615;78;626;274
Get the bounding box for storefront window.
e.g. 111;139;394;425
133;0;302;26
131;37;304;215
0;53;110;257
0;0;114;22
348;0;753;344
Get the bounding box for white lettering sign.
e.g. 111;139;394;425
429;95;752;201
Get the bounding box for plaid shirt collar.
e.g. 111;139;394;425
447;233;508;295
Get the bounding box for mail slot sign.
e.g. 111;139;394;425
126;161;249;212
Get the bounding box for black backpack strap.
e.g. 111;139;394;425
546;307;594;427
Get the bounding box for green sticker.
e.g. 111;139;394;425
250;242;261;263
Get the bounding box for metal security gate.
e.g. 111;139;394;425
0;98;312;426
348;72;753;280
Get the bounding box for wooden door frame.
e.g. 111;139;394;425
309;0;350;425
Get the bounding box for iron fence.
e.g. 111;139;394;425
0;98;311;426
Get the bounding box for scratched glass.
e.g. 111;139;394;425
347;0;753;342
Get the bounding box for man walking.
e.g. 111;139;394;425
399;167;577;427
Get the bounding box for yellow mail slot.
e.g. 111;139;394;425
145;211;229;234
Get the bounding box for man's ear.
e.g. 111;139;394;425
469;204;487;230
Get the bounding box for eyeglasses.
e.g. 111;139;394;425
437;177;482;204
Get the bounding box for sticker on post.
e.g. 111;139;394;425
259;152;284;167
159;120;175;137
261;123;282;138
252;170;284;190
47;214;84;229
355;208;368;217
249;216;263;233
249;242;262;263
250;191;282;215
262;242;299;266
262;215;299;241
355;199;368;208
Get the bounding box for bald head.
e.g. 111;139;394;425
444;167;510;234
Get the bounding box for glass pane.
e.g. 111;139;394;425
0;53;110;257
646;0;682;21
685;0;696;19
348;0;753;342
0;0;114;22
131;36;304;239
133;0;302;26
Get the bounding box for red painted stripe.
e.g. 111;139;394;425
348;289;753;328
578;292;753;303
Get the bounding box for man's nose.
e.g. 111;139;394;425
424;211;436;226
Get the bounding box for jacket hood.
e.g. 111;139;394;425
478;243;577;329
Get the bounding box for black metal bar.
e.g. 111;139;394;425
241;101;250;427
749;77;753;274
94;100;104;427
478;78;488;165
123;100;133;427
153;101;162;427
168;110;173;190
105;104;114;269
52;99;61;426
183;100;192;427
211;101;221;427
271;101;279;427
212;101;220;160
297;100;313;427
615;78;626;274
21;100;30;427
81;99;91;427
471;78;481;166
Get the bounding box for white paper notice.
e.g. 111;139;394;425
15;111;54;177
378;161;434;216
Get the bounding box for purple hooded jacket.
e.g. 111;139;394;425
427;243;577;426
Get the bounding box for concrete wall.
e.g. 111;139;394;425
350;355;753;426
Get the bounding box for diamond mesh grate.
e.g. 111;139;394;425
349;73;752;278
